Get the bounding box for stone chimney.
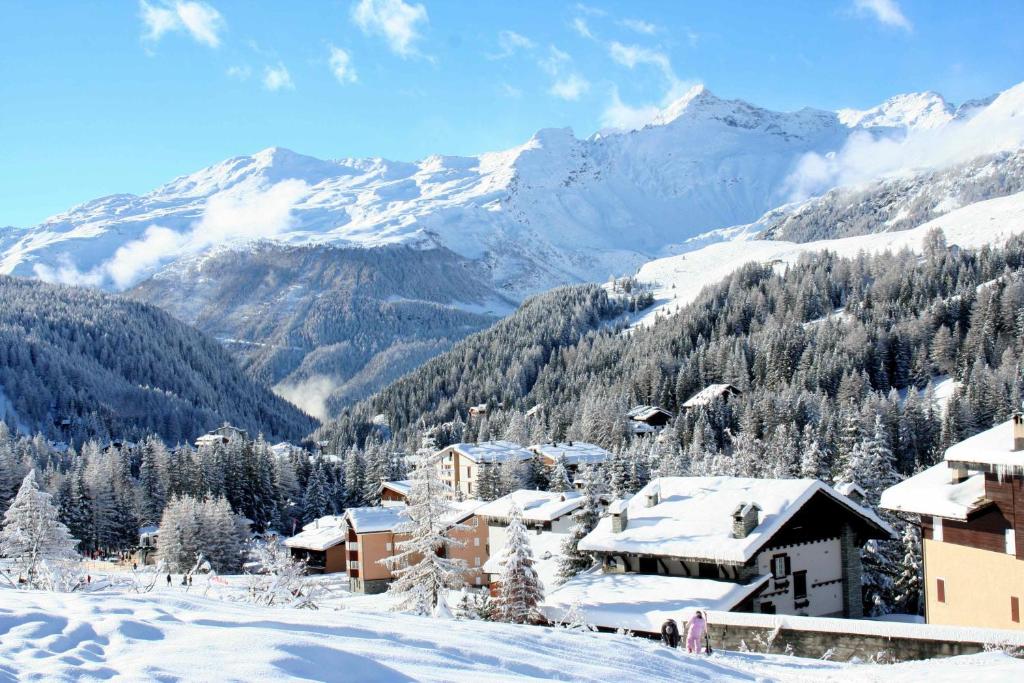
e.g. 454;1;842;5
1013;412;1024;451
609;499;628;533
731;502;761;539
645;483;661;508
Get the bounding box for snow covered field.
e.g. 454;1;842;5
0;583;1021;682
632;191;1024;327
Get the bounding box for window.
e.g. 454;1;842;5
793;571;807;600
474;577;481;586
759;602;776;615
474;557;480;567
1007;529;1017;556
638;556;658;574
467;466;472;477
698;562;718;578
771;554;790;579
385;542;392;552
1012;597;1020;624
933;516;944;542
936;578;946;603
474;537;480;547
348;560;360;570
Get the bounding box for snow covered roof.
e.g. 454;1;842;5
540;570;771;633
879;463;989;521
380;480;411;496
442;441;534;464
525;404;544;417
476;489;583;523
529;442;611;466
944;417;1024;473
343;506;407;534
270;442;299;458
284;515;347;551
681;384;741;409
627;405;673;421
580;477;894;564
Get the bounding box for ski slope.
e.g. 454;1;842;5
632;191;1024;327
0;586;1021;682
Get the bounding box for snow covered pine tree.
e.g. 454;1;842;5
0;470;79;590
379;453;470;615
493;503;544;624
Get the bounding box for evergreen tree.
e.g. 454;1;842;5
556;465;601;582
302;463;331;523
0;470;79;588
380;453;469;615
493;503;544;624
547;456;572;493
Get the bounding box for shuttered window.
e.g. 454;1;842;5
1012;596;1020;624
936;578;946;603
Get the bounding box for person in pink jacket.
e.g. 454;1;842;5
685;610;707;654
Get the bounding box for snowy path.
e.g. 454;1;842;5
0;587;1020;682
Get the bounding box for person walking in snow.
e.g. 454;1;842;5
166;573;171;587
685;610;707;654
660;618;681;648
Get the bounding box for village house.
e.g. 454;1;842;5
627;406;674;434
476;489;584;589
880;415;1024;630
134;525;160;566
284;515;348;574
681;383;742;410
343;501;489;594
528;442;611;485
379;480;412;504
541;476;893;633
195;424;248;448
435;441;534;497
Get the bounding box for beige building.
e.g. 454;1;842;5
881;415;1024;630
435;441;534;497
343;502;489;594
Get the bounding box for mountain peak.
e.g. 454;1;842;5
837;91;954;130
650;84;720;125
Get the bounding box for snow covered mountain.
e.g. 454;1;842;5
6;82;1006;298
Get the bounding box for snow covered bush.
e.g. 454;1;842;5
0;470;80;590
244;535;315;608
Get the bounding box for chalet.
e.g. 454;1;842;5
681;383;742;410
435;441;534;497
627;406;674;434
284;515;348;574
134;525;160;566
476;489;583;590
380;479;412;504
195;424;248;448
541;476;894;633
343;501;489;594
529;442;611;484
880;415;1024;630
469;404;489;417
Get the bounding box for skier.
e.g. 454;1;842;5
166;573;171;587
685;610;707;654
660;618;680;648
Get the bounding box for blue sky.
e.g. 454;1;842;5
2;0;1022;227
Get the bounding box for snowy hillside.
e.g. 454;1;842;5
633;191;1024;326
1;587;1020;682
7;83;1020;299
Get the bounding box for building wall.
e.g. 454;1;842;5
752;538;843;618
449;516;489;588
922;538;1023;630
356;531;398;581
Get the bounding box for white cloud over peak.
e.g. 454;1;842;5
550;74;590;101
602;42;697;130
140;1;225;48
352;0;428;58
35;180;309;290
600;86;660;131
328;46;357;84
853;0;912;31
263;63;294;91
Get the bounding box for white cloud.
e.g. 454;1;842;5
351;0;428;58
328;46;357;84
263;63;294;91
489;30;534;59
226;64;251;80
499;82;523;98
573;2;607;17
620;18;658;35
853;0;912;31
539;46;571;76
571;17;594;40
274;375;337;420
140;1;225;48
785;84;1024;200
600;86;660;130
550;74;590;101
35;180;309;290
